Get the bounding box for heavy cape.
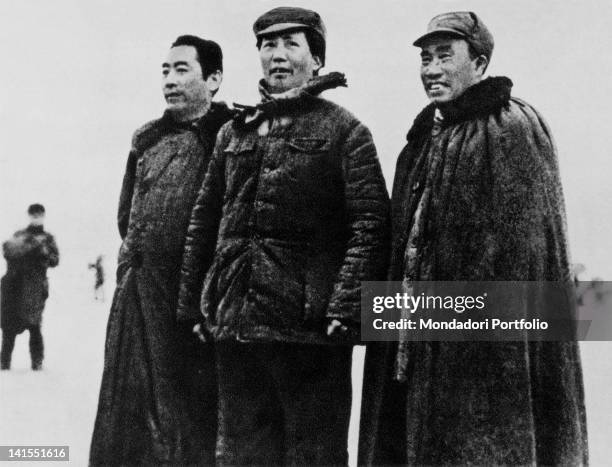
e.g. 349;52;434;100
359;77;588;465
89;103;233;466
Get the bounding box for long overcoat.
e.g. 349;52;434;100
1;225;59;333
359;77;588;466
89;103;233;466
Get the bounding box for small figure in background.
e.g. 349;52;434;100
1;204;59;371
88;255;105;301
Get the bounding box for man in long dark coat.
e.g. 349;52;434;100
359;12;588;466
177;7;389;465
1;203;59;371
89;35;234;465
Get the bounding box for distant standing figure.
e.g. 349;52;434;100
1;204;59;370
88;255;105;301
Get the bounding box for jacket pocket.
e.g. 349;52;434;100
286;137;331;154
283;137;332;185
223;136;259;203
223;136;258;174
223;135;258;155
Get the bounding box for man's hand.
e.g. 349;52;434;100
192;323;208;343
327;319;349;337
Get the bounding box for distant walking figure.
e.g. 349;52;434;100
88;255;105;301
1;204;59;371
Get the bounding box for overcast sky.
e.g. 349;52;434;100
1;0;610;280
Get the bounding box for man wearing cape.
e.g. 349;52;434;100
359;11;588;466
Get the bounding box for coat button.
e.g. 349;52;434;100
139;181;150;193
131;251;143;267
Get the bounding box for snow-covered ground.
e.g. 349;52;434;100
0;259;107;466
1;259;610;466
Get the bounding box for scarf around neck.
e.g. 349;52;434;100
233;72;347;128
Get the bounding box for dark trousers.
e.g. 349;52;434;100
216;342;353;466
1;326;44;369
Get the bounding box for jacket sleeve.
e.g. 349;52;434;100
326;121;391;329
117;138;141;240
44;233;59;268
2;239;19;260
176;125;230;325
3;232;34;259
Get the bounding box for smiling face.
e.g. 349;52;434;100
419;35;486;105
161;45;220;121
259;30;322;93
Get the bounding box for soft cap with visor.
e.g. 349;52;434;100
253;7;327;65
413;11;494;62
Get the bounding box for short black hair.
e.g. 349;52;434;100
256;28;326;68
171;35;223;79
27;203;45;215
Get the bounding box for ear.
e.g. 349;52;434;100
474;55;488;76
205;70;223;92
312;55;322;74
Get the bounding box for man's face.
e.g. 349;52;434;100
419;36;484;104
162;45;220;121
259;30;322;93
28;213;44;226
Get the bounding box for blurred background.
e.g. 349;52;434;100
1;0;610;465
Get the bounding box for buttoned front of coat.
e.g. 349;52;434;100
179;95;390;344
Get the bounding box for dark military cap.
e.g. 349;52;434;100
27;203;45;215
413;11;494;61
253;6;326;41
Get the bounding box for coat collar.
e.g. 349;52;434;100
160;101;235;135
26;224;44;234
406;76;513;142
134;102;235;152
232;72;347;129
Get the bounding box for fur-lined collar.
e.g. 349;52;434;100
160;101;235;135
135;102;235;152
406;76;513;142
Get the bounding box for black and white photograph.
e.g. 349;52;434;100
0;0;610;465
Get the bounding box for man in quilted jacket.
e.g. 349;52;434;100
177;7;390;465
